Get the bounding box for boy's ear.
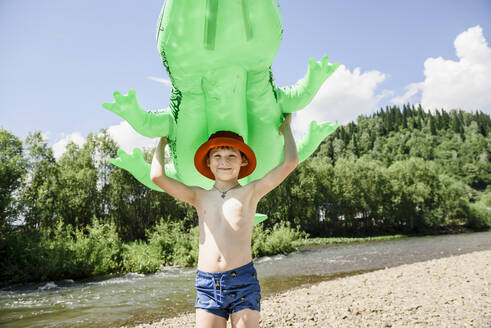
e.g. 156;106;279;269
240;156;249;167
206;157;210;167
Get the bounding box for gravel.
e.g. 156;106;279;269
123;250;490;328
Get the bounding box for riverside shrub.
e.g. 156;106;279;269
146;218;199;267
0;218;125;285
71;218;124;276
465;203;491;230
122;240;162;274
252;221;307;258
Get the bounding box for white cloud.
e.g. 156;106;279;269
106;121;156;153
148;76;172;87
392;25;491;113
392;82;424;106
50;122;156;161
52;132;86;160
292;64;388;137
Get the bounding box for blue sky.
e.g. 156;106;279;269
1;0;490;157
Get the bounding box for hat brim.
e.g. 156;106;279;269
194;137;257;180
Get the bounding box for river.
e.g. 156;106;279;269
1;231;490;327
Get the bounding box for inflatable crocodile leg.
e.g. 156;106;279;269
109;148;178;192
276;56;340;114
297;120;338;163
103;90;176;138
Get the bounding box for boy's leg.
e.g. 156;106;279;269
230;309;260;328
196;308;227;328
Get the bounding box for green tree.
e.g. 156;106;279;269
351;157;395;234
106;146;196;242
387;158;445;233
437;174;472;227
20;132;59;230
0;128;26;231
56;141;98;228
85;131;119;221
407;131;435;160
429;115;437;136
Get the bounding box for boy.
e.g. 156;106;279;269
150;115;298;328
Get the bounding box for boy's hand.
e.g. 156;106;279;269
279;114;292;136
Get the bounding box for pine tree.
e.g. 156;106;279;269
429;115;437;136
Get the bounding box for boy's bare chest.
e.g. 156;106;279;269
195;188;256;271
198;190;255;230
201;198;246;228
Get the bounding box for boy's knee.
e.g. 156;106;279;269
196;308;227;328
231;308;260;328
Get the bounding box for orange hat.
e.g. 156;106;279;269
194;131;256;180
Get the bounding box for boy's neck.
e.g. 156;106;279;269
214;179;240;191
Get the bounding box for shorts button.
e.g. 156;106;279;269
240;297;245;301
231;272;237;277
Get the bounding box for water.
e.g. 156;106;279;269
1;231;490;327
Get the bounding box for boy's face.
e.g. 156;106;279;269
207;146;248;181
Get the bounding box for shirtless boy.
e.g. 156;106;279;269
150;115;298;328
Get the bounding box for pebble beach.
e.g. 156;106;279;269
125;250;490;327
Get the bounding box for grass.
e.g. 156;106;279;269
292;234;408;248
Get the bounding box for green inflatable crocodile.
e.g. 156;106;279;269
103;0;340;224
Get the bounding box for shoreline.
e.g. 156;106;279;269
0;233;408;289
123;250;490;328
2;229;483;289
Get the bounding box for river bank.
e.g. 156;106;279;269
124;250;490;328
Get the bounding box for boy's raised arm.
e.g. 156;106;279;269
150;137;199;206
252;114;299;200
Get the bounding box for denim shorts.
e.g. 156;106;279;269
194;261;261;320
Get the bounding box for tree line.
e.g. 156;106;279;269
1;104;490;239
260;105;491;235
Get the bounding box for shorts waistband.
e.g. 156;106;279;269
196;261;255;277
